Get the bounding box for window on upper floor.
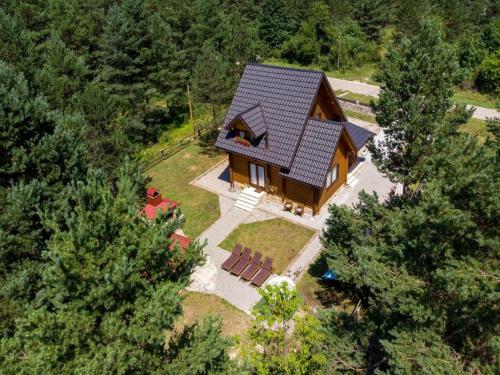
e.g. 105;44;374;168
326;164;338;187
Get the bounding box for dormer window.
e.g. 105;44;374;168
238;130;248;140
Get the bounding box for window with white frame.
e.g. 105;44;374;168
326;164;338;187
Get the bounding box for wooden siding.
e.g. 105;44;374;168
267;163;283;196
231;153;251;185
310;81;344;121
318;134;349;207
284;178;315;208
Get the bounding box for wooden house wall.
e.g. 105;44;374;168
318;135;349;207
310;82;344;121
283;178;315;208
231;153;251;185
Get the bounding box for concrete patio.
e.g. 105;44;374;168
191;140;393;231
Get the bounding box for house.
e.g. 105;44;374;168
215;64;375;215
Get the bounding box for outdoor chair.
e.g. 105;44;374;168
251;257;273;287
294;204;304;217
230;247;252;276
221;244;243;271
283;201;293;212
240;251;263;281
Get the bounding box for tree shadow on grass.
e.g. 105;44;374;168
306;253;361;310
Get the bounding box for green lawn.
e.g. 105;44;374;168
219;218;315;274
173;291;251;346
460;118;490;142
146;143;225;238
140;121;195;160
344;109;377;124
336;89;377;105
265;58;377;84
453;89;499;110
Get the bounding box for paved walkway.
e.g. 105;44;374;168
284;233;322;281
328;77;499;120
188;207;262;314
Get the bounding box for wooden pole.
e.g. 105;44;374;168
187;84;194;136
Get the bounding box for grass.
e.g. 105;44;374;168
265;58;377;84
140;104;220;161
453;89;499;110
219;218;315;274
146;143;225;238
296;254;356;313
173;291;251;346
336;89;377;105
140;121;195;160
344;109;377;124
460;118;490;142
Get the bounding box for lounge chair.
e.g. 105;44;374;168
251;257;273;287
240;251;263;281
230;247;252;276
221;244;243;271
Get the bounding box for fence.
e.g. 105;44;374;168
141;127;215;172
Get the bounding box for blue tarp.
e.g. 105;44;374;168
322;270;337;281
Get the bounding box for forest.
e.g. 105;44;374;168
0;0;498;374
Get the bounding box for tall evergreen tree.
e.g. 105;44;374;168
322;131;499;372
259;0;292;49
0;61;87;336
370;19;460;188
0;164;234;373
192;42;236;125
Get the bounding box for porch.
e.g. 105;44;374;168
190;151;393;231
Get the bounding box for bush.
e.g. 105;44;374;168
475;50;500;93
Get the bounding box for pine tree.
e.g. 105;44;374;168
352;0;391;40
192;42;236;125
0;164;232;373
35;33;89;109
322;132;499;373
259;0;292;49
370;18;460;188
0;61;87;338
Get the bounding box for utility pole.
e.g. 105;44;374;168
187;84;194;136
337;34;341;70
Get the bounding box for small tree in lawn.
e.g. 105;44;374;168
246;282;327;374
370;18;461;191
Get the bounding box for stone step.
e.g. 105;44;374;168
241;187;264;199
234;200;255;212
237;194;260;205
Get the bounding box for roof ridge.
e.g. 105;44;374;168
246;63;323;75
238;103;262;116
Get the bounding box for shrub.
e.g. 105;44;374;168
475;50;500;93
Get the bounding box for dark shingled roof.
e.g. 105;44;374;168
216;64;376;188
225;104;267;138
285;119;344;187
216;64;323;167
344;122;376;150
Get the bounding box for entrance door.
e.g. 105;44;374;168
249;162;266;188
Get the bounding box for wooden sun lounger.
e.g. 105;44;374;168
240;251;263;281
251;257;273;287
230;247;252;276
221;244;243;271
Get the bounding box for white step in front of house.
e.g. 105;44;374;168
234;187;264;212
